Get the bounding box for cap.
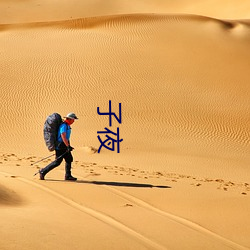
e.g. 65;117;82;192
64;112;78;120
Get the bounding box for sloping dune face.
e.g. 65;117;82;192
1;14;250;179
0;184;23;206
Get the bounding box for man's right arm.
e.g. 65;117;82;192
61;132;69;147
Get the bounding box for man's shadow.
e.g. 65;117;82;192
76;180;171;189
46;179;171;189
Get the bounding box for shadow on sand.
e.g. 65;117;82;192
78;180;171;189
46;179;171;189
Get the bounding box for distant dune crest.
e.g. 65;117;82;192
1;13;250;31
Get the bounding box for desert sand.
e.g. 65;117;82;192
0;1;250;250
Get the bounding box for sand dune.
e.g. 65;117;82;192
1;14;250;179
1;0;250;24
0;183;23;206
0;4;250;250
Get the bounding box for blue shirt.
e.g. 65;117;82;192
57;122;71;143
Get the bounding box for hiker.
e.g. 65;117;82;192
39;112;78;181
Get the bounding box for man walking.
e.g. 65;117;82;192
39;112;78;181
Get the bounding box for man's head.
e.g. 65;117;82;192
64;112;78;125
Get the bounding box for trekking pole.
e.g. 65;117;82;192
33;151;69;176
31;153;55;166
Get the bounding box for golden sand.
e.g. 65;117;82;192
0;1;250;249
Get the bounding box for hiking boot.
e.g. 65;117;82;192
65;175;77;181
39;170;45;180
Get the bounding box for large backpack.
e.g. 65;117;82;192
43;113;63;151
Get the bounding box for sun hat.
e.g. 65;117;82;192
64;112;78;120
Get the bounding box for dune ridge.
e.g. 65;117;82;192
1;13;250;30
1;0;250;24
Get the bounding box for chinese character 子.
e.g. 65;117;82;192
97;100;122;127
97;127;123;153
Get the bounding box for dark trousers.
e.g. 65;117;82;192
41;149;73;177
